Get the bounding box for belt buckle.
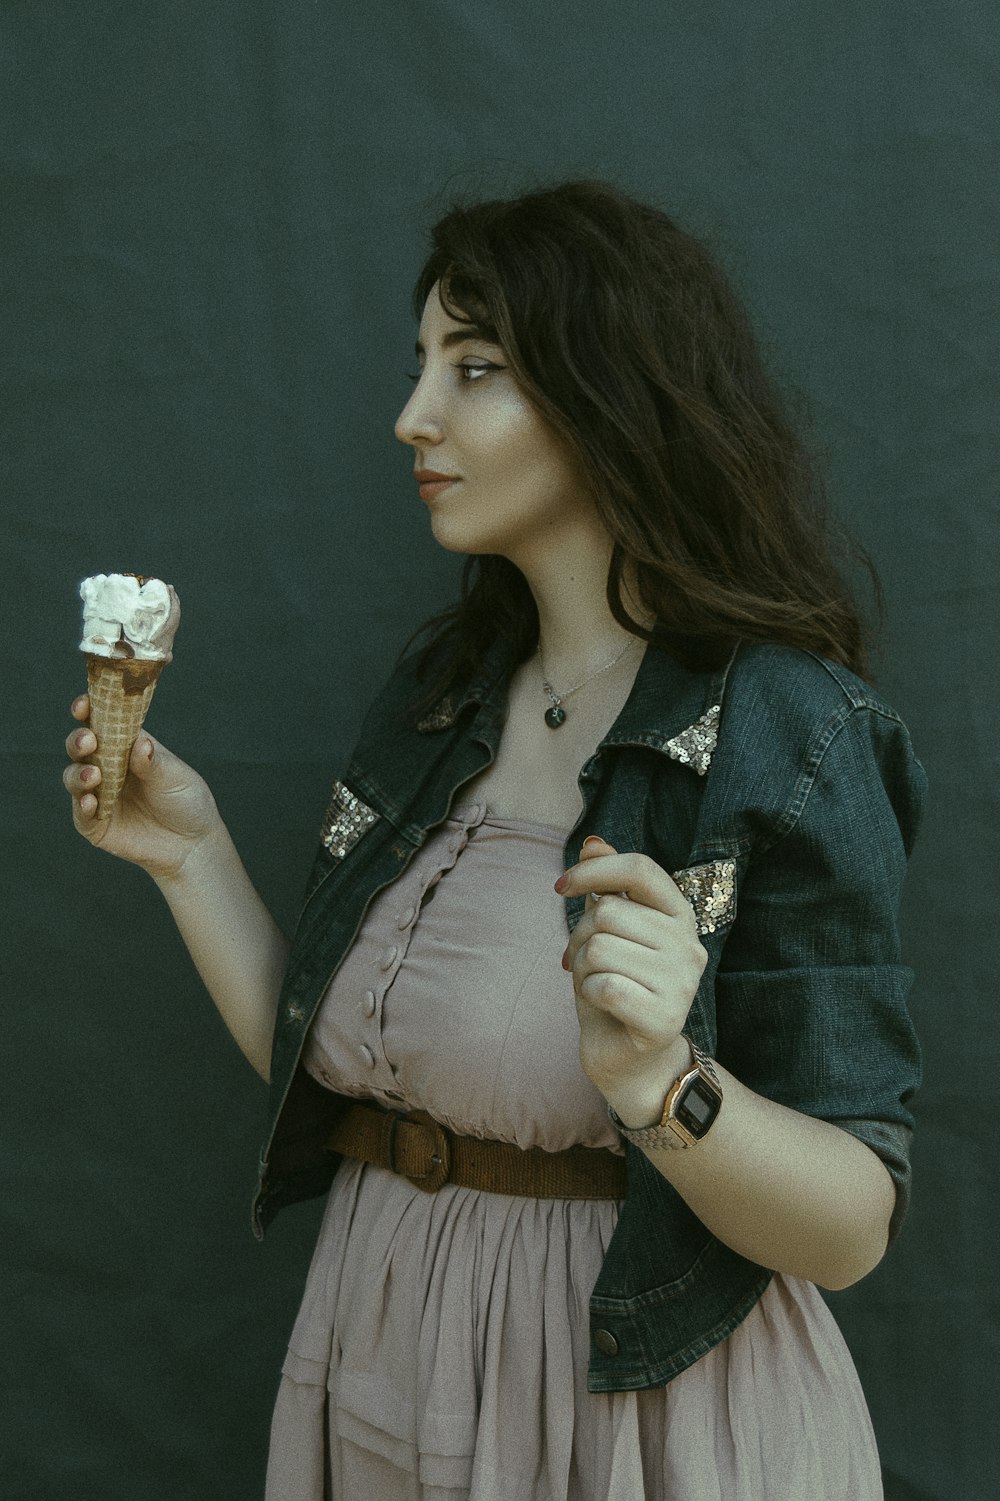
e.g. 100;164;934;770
387;1111;452;1192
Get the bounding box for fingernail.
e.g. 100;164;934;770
81;767;95;784
582;835;604;847
561;947;571;970
554;873;569;893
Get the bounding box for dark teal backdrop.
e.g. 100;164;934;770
3;3;996;1497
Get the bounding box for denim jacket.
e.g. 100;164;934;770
252;634;925;1392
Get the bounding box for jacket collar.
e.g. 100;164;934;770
420;633;735;777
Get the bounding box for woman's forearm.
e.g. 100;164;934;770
613;1041;896;1290
152;819;289;1082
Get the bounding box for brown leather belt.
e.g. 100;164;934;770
326;1102;628;1200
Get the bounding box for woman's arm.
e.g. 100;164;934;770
150;819;289;1081
611;1032;894;1291
561;701;923;1290
65;697;287;1081
555;786;912;1290
561;850;894;1291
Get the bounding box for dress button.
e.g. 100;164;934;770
398;906;415;929
362;990;376;1018
359;1045;376;1069
380;946;398;971
593;1328;619;1357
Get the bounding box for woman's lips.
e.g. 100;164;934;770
417;477;459;500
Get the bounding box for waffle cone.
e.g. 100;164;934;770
85;655;165;819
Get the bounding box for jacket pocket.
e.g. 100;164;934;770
671;858;737;935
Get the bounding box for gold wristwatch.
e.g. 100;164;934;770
608;1038;723;1149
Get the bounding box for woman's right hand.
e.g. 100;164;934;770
63;694;221;881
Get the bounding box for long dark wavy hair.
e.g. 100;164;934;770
404;180;879;708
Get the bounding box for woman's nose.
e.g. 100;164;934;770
394;382;443;447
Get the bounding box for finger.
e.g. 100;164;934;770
572;930;677;996
64;762;101;827
579;834;616;860
128;733;156;777
577;836;623;915
65;726;97;761
566;894;664;965
574;971;664;1048
557;851;693;921
71;694;91;722
63;761;102;798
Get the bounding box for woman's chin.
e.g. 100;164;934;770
428;513;497;556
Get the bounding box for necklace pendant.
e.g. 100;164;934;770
537;636;642;730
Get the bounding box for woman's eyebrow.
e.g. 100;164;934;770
414;328;499;357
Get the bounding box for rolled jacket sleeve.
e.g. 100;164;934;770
714;703;927;1244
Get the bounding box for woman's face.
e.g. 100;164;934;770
395;282;592;563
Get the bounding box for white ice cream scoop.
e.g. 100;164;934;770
79;573;181;661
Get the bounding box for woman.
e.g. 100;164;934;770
65;181;925;1499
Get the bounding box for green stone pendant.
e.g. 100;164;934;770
544;704;567;728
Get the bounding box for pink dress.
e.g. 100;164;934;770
265;803;883;1500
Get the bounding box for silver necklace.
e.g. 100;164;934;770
539;637;641;728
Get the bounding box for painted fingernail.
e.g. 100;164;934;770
554;873;569;893
561;947;571;970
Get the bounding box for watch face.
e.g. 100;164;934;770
675;1077;721;1138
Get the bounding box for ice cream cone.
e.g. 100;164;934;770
85;654;164;819
78;573;179;816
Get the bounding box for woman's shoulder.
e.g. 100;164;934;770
712;643;926;845
723;642;910;735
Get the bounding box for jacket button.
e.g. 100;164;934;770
359;1045;376;1069
593;1328;619;1357
362;990;377;1018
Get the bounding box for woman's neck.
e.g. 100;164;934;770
514;530;649;687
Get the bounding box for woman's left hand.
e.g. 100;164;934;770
557;835;708;1125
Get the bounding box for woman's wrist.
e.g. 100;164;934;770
148;802;228;889
601;1033;694;1129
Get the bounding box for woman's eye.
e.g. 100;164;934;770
404;361;505;384
459;361;503;381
